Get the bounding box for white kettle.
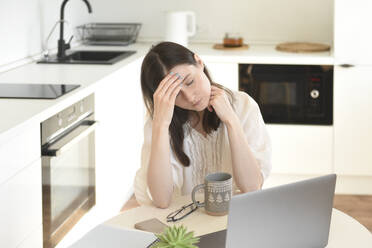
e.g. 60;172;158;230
164;11;196;47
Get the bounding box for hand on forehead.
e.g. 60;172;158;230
169;64;195;78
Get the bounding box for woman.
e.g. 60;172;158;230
133;41;271;208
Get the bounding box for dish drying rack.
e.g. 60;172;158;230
76;23;141;46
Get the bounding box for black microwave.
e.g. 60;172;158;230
239;64;333;125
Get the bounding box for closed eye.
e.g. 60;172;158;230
186;80;194;86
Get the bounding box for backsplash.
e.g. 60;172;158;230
90;0;334;44
0;0;333;67
0;0;93;67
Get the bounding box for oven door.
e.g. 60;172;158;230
42;119;97;248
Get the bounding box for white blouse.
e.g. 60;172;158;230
134;90;272;205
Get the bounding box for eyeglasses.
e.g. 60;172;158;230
166;201;200;222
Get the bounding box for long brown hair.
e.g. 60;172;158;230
140;41;235;167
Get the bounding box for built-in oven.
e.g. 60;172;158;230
239;64;333;125
41;93;97;248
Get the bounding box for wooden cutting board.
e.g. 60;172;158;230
276;42;330;53
213;44;249;50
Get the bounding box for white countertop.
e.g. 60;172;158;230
0;43;148;144
0;42;334;144
191;43;334;65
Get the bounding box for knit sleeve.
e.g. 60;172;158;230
234;91;272;181
133;114;184;206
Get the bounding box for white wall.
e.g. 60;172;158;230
0;0;333;67
0;0;93;66
90;0;334;44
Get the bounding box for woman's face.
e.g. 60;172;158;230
169;54;211;112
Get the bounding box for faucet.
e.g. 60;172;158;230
57;0;92;59
43;20;68;60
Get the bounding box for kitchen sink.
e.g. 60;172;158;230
37;50;136;65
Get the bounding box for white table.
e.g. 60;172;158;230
103;195;372;247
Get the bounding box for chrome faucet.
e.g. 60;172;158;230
57;0;92;59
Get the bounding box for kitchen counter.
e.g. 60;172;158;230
0;43;148;144
190;42;334;65
0;41;334;144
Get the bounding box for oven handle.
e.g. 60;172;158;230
42;120;98;157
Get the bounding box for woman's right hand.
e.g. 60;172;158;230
152;72;183;128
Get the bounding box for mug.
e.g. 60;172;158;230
191;172;232;216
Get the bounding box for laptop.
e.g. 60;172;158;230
198;174;337;248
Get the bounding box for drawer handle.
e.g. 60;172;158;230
340;64;355;68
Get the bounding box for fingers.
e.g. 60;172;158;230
169;82;183;103
210;85;222;96
208;86;224;112
163;73;183;98
209;86;218;100
155;72;181;97
155;72;174;93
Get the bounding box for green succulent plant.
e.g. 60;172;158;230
151;225;200;248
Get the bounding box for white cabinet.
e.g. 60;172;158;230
95;58;144;214
204;62;238;90
267;125;333;175
334;0;372;65
17;225;42;248
333;0;372;193
0;124;41;248
0;123;40;185
334;66;372;176
0;158;42;248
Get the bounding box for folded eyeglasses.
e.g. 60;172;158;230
166;201;200;222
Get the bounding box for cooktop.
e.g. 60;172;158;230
0;83;80;99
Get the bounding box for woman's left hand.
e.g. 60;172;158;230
207;86;237;124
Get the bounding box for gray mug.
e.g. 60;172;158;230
191;172;232;216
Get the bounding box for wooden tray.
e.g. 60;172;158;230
276;42;330;53
213;44;249;50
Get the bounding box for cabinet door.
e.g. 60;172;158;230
17;225;42;248
204;62;238;90
267;125;333;175
334;0;372;65
334;66;372;175
0;123;40;185
0;159;42;248
95;58;144;213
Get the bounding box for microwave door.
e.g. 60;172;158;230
259;81;298;107
258;81;304;123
